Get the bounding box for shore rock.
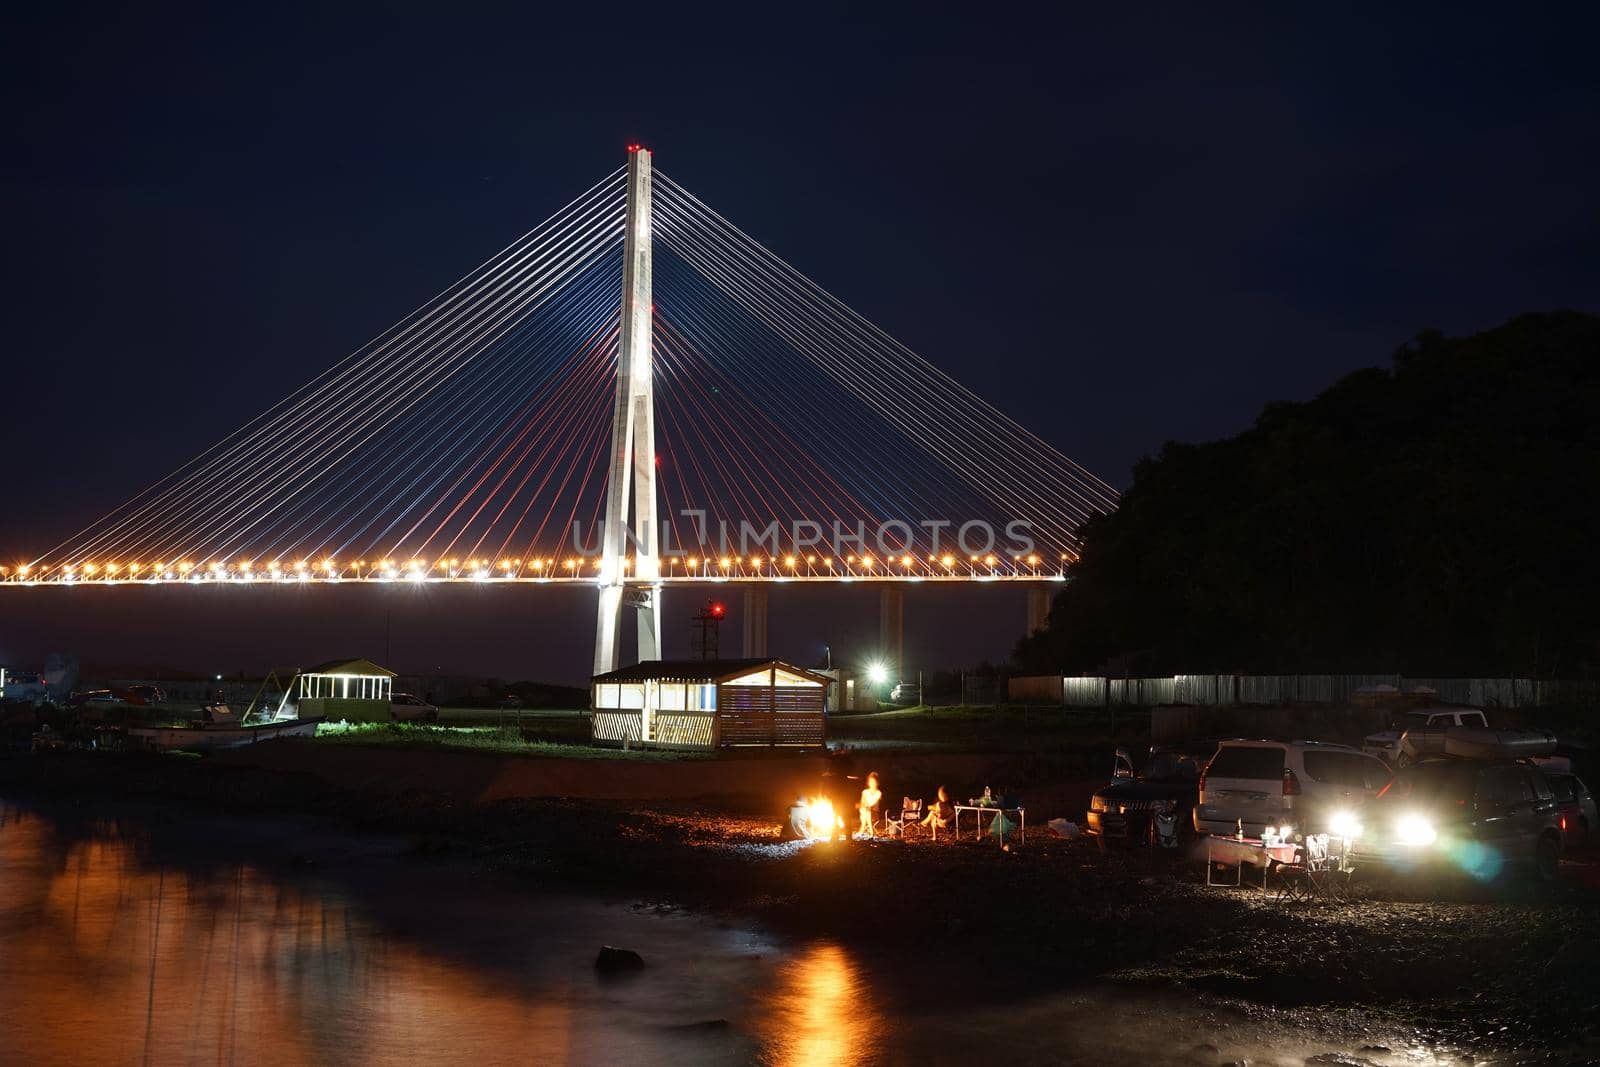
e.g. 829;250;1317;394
595;945;645;973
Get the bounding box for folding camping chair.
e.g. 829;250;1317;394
884;797;923;839
1271;833;1353;904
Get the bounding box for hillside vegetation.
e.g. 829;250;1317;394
1017;311;1600;677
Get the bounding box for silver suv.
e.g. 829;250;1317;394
1195;740;1392;837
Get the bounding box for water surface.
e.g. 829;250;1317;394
0;799;1514;1065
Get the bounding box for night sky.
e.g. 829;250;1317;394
4;5;1598;685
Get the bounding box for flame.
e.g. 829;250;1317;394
800;797;835;840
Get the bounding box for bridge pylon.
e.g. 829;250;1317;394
594;146;660;674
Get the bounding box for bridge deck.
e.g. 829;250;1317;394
2;572;1064;588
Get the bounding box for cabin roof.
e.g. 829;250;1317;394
591;658;829;684
303;658;396;678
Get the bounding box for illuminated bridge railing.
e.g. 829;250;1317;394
0;554;1070;586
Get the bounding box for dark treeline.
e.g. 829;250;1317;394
1017;312;1600;678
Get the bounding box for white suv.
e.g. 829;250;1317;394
1362;708;1488;765
1194;740;1392;838
390;693;439;722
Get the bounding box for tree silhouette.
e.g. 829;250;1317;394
1016;311;1600;678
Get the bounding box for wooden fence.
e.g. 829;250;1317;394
1010;674;1600;709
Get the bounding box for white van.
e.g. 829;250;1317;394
1194;740;1392;838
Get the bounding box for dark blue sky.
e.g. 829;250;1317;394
4;4;1598;682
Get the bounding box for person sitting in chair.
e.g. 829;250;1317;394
920;785;955;831
857;772;883;836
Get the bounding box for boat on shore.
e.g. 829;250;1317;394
126;704;321;752
1399;724;1557;762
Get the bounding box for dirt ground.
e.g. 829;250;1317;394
5;747;1599;1062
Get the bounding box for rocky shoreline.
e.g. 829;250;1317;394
5;750;1598;1063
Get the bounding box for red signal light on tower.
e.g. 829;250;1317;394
711;601;725;618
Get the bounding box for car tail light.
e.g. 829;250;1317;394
1282;769;1302;796
1561;816;1568;832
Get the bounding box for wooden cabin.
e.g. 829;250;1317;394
294;658;396;722
590;658;827;749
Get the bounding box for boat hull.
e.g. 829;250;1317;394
1400;725;1557;761
127;718;322;751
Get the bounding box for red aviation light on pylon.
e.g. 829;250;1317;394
711;601;725;618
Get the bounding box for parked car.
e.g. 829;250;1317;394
1363;707;1488;765
126;684;167;705
391;693;439;722
1086;744;1206;848
67;689;122;707
888;682;920;705
1545;772;1596;848
1;671;52;706
1194;739;1391;838
1352;757;1565;883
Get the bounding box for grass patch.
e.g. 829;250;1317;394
311;720;711;761
435;707;592;739
828;703;1148;752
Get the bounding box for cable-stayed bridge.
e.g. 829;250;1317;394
6;148;1118;673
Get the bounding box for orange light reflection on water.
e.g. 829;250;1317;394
0;808;576;1065
756;942;884;1067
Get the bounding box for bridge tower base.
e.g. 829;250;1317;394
879;584;904;681
742;585;768;657
1026;584;1051;635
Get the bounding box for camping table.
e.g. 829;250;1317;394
1205;836;1298;895
953;804;1026;844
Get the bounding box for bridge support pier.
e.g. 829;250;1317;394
594;585;624;676
593;145;657;675
879;584;904;681
742;584;768;658
1026;584;1051;635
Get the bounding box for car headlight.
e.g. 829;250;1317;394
1329;810;1363;839
1089;795;1108;813
1396;813;1436;846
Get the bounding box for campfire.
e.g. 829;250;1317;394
797;797;844;841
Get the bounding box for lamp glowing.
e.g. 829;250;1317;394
1329;810;1362;839
1396;814;1436;846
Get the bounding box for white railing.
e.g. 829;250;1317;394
591;710;643;743
651;711;717;748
